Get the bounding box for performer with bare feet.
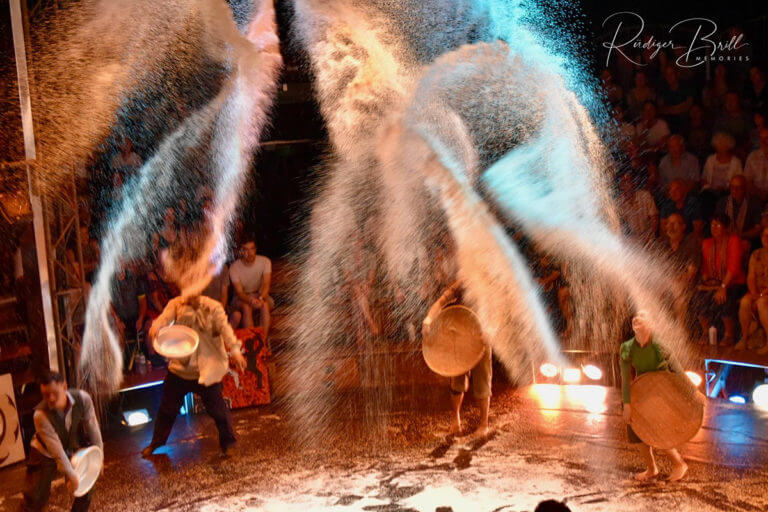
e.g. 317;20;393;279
422;280;491;438
620;311;688;482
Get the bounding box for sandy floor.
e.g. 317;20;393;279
2;384;767;511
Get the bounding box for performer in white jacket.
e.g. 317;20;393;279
142;293;246;457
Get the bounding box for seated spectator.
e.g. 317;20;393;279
644;159;664;206
600;68;623;105
229;238;272;339
737;226;768;353
110;262;149;365
635;101;670;157
661;213;700;323
617;172;658;244
659;179;704;238
657;65;694;132
716;175;762;244
703;64;731;115
744;65;767;114
684;104;711;162
702;132;742;193
613;104;636;151
745;128;768;199
750;110;767;151
659;135;700;191
695;214;747;346
714;92;751;153
626;71;656;120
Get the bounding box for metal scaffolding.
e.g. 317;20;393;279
9;0;86;384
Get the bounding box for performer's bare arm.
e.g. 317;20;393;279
422;279;462;335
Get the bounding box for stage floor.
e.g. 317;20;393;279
2;384;767;511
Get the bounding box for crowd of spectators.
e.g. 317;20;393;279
603;58;768;351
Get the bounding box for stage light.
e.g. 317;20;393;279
582;364;602;380
540;363;558;378
752;384;768;410
728;395;747;405
122;409;151;426
563;368;581;383
685;371;703;387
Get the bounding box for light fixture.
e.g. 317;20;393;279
685;371;703;388
752;384;768;410
122;409;151;426
728;395;747;405
540;363;559;378
563;368;581;383
582;364;602;381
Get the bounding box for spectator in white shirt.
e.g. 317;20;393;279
617;172;658;244
744;128;768;200
635;101;670;156
228;238;272;338
702;132;743;193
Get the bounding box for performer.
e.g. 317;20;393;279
422;279;491;438
23;371;103;512
142;292;246;457
620;310;688;481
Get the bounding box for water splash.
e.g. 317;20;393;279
287;0;692;442
53;0;284;393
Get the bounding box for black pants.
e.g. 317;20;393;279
22;449;92;512
149;372;235;451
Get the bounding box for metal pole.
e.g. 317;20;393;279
10;0;61;373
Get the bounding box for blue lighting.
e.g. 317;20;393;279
729;395;747;405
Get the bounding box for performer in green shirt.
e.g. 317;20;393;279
620;310;688;482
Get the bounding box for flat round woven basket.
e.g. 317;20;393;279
422;305;486;377
630;371;705;450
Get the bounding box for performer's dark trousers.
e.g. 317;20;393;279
22;449;92;512
150;372;235;450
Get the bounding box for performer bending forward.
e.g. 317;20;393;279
423;280;491;438
620;311;688;481
142;293;246;457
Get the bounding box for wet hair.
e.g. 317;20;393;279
37;371;65;386
241;237;257;248
535;500;571;512
711;212;731;228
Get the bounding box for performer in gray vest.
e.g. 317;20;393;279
23;371;103;512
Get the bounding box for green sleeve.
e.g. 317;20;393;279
619;340;632;404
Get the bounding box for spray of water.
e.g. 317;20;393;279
287;0;692;442
52;0;284;393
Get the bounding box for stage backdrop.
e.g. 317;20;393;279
0;373;25;467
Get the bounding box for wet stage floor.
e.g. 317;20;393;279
1;384;767;511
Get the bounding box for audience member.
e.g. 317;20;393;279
659;179;704;238
703;64;731;115
658;135;700;191
684;104;711;162
626;71;656;119
750;110;767;151
702;132;742;193
744;65;767;113
202;264;231;307
716;175;762;243
617;172;658;244
737;226;768;353
714;92;751;153
110;262;149;364
695;214;747;346
229;239;272;338
661;213;700;323
601;68;623;105
635;101;670;156
744;128;768;199
658;66;694;132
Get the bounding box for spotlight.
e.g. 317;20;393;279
540;363;559;378
563;368;581;383
685;371;703;388
582;364;602;381
728;395;747;405
122;409;151;426
752;384;768;410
